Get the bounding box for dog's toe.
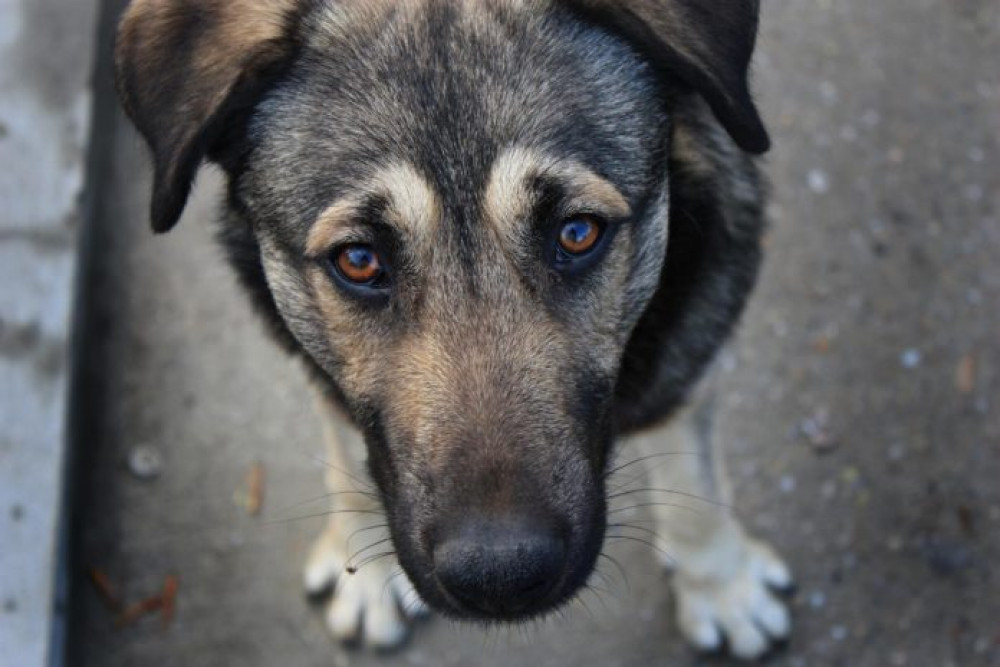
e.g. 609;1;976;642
325;563;409;649
304;529;343;596
306;524;426;650
363;589;408;649
674;538;793;661
677;605;723;653
756;544;794;592
393;575;431;619
753;589;791;639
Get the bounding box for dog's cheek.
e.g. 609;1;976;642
566;364;617;471
258;242;339;366
622;188;671;326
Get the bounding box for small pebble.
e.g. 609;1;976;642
964;185;984;202
128;445;164;480
922;537;972;576
406;651;429;666
808;590;827;609
839;124;858;142
801;409;836;452
887;443;906;462
973;637;991;654
967;146;985;163
900;348;922;369
891;651;907;666
807;169;830;194
831;625;849;641
976;82;997;99
780;475;797;494
819;80;838;103
861;108;881;126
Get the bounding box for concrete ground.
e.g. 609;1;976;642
0;1;98;665
67;1;1000;666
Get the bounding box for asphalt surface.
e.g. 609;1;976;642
67;1;1000;666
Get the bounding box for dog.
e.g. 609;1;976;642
115;0;793;660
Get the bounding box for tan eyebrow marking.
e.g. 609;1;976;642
306;199;360;257
484;146;632;241
306;160;441;258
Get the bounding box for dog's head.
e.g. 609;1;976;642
117;0;766;621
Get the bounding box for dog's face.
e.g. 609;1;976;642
117;0;767;621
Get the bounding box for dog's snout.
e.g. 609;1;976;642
432;515;566;617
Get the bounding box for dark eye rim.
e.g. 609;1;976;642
552;214;614;272
326;243;392;300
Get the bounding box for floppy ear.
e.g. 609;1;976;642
115;0;300;233
567;0;770;154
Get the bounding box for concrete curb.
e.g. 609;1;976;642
0;1;100;665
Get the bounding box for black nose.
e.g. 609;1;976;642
433;515;567;616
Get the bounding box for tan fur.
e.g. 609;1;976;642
119;0;294;61
306;161;441;258
484;146;632;245
671;123;716;178
117;0;296;119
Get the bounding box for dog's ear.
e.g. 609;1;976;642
115;0;300;232
567;0;770;154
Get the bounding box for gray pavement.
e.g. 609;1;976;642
67;1;1000;666
0;1;99;665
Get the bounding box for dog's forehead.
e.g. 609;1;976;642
247;0;662;246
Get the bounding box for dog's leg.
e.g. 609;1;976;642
303;384;428;648
623;382;793;660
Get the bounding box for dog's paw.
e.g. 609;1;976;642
672;537;793;661
305;524;429;649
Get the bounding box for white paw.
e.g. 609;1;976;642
673;538;793;661
305;525;429;649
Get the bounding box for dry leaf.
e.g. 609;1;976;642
89;568;123;613
955;354;976;394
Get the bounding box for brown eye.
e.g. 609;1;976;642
558;216;603;256
335;244;384;285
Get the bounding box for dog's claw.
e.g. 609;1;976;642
685;616;723;654
674;538;793;661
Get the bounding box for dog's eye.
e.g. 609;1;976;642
557;216;603;257
334;244;384;285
